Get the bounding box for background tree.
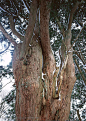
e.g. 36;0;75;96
0;0;86;121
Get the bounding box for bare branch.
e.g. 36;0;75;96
78;21;86;31
68;1;79;30
74;19;86;31
2;80;12;89
24;0;38;46
0;6;12;15
0;5;17;16
74;45;86;65
0;23;17;46
21;0;30;13
74;51;85;65
75;60;86;85
68;23;86;53
77;110;82;121
56;17;65;37
9;15;24;41
0;42;10;54
78;45;86;64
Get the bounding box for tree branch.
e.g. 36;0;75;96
0;6;11;15
0;6;16;16
0;42;10;54
0;23;17;46
68;23;86;53
9;15;24;41
24;0;38;46
74;50;86;65
21;0;30;13
74;19;86;32
77;110;82;121
78;45;86;63
56;17;65;37
40;0;52;55
74;51;86;73
68;1;80;30
74;51;85;64
75;60;86;85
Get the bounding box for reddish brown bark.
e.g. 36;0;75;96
12;2;77;121
58;30;76;120
12;36;43;121
12;29;76;121
0;0;78;120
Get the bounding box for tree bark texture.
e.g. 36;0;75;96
12;37;43;121
12;30;76;121
58;30;76;120
11;1;76;121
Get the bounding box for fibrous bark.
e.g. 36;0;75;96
12;36;43;121
1;0;80;120
58;30;76;120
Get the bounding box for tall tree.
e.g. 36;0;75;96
0;0;86;120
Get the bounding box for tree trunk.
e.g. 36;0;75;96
12;36;43;121
12;30;76;121
58;30;76;120
12;1;76;121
